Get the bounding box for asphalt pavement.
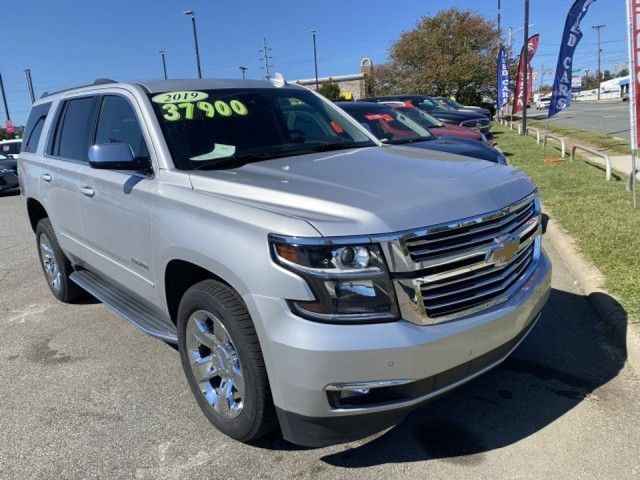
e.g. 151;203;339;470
1;192;639;479
526;100;631;140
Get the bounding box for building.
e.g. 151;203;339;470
576;75;629;101
292;58;374;100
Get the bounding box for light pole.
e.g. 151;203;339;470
508;23;534;58
159;50;168;80
311;30;319;90
593;24;606;100
183;10;202;79
239;66;248;79
24;68;35;104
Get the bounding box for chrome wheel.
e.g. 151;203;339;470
185;310;245;418
39;233;61;294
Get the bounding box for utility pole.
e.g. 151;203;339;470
159;50;168;80
522;0;530;135
311;30;319;90
260;38;273;79
183;10;202;79
593;24;605;101
24;68;35;104
238;66;248;79
0;73;10;122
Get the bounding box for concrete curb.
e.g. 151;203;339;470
544;215;640;376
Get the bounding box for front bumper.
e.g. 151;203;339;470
0;170;19;192
243;251;551;447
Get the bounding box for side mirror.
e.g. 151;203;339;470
88;143;150;170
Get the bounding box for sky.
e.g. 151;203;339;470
0;0;628;126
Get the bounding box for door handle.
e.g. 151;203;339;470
41;173;52;182
80;186;95;198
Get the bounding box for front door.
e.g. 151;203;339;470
76;93;156;302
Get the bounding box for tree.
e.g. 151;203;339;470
618;67;629;77
371;8;499;104
317;81;341;101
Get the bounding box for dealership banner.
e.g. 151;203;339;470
513;34;540;114
497;47;510;112
548;0;597;118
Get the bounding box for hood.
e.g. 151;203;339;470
408;137;499;163
430;125;483;141
189;146;536;237
427;109;488;123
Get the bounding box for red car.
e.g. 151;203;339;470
380;101;490;144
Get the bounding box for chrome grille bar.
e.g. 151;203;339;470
387;193;542;325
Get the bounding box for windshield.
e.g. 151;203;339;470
149;88;375;170
1;142;21;156
416;97;448;112
344;106;433;145
396;106;445;128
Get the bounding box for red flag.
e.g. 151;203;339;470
513;34;540;114
5;119;13;135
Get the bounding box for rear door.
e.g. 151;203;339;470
75;92;156;301
40;96;97;259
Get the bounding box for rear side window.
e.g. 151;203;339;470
94;96;149;159
22;102;51;153
52;97;96;161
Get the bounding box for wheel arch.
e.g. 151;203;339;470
163;257;248;326
26;197;48;232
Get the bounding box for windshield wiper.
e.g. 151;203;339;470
191;152;283;171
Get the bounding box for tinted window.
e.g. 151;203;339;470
1;142;21;155
22;102;51;153
95;96;149;159
56;97;95;160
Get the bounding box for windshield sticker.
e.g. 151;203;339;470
160;100;249;122
152;91;209;104
189;143;237;161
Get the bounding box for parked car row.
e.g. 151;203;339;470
0;139;22;193
16;77;549;448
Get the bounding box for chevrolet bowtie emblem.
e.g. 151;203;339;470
490;239;519;265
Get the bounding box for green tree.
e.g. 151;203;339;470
618;67;629;77
317;81;341;101
371;8;499;104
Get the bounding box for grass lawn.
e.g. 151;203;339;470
525;120;632;155
494;124;640;322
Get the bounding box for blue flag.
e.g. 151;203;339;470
497;47;510;111
549;0;597;118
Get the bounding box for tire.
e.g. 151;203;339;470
177;279;277;442
35;218;83;303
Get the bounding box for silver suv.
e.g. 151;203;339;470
19;78;551;447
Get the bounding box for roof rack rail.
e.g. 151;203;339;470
40;78;118;99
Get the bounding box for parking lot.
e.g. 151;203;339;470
527;100;631;140
0;191;639;479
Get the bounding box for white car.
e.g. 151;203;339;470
536;96;551;110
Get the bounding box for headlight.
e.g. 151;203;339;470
269;235;399;323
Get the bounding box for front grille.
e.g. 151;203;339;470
391;194;541;324
404;198;536;263
460;118;491;130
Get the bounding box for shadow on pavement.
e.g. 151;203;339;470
317;288;627;467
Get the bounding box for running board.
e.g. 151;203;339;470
70;269;178;343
